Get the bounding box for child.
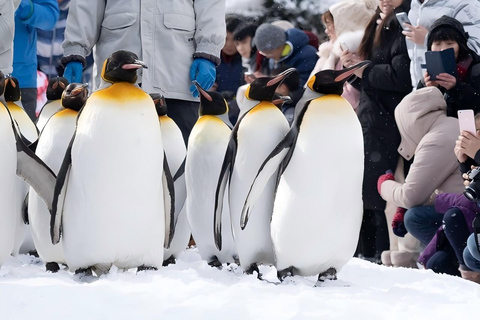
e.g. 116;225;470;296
419;16;480;117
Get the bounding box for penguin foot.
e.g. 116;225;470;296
317;267;337;283
245;263;263;279
74;267;98;283
137;265;158;272
208;257;222;269
162;256;176;267
45;262;60;273
28;250;39;258
277;266;295;282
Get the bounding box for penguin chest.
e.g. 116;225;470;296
62;87;165;260
0;106;18;263
271;96;364;270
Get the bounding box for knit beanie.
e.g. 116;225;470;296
271;20;295;31
253;23;286;52
329;0;378;37
427;15;469;50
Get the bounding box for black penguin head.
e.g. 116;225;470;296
246;68;296;102
193;81;229;116
61;83;89;111
149;93;168;116
307;60;371;95
101;50;147;83
3;76;20;102
47;77;69;100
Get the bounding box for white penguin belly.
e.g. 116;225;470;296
62;94;165;271
0;106;18;265
186;116;236;263
271;97;364;276
29;110;77;264
230;106;289;268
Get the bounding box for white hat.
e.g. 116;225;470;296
329;0;378;37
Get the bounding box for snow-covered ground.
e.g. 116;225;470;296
1;248;479;320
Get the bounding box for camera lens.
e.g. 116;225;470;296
464;187;478;202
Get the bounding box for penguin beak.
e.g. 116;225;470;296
272;95;292;106
193;80;213;102
334;60;371;82
122;60;148;70
71;83;89;96
266;68;296;87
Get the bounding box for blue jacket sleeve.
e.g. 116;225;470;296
20;0;59;31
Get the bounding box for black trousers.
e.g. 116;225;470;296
165;98;200;146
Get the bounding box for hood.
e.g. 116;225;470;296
395;87;447;160
427;15;469;50
285;28;309;51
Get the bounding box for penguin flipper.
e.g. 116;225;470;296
240;127;297;230
214;127;238;251
14;120;56;212
173;157;187;228
22;192;29;225
51;136;74;245
163;153;176;249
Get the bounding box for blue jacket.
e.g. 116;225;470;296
271;28;318;87
13;0;59;88
215;51;244;94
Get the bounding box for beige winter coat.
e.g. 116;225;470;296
380;87;464;209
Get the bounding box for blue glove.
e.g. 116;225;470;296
189;58;216;98
63;61;84;84
17;0;34;20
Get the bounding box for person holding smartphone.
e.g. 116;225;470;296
417;16;480;118
404;0;480;88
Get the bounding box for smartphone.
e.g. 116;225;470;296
458;109;476;135
395;12;412;31
340;42;349;51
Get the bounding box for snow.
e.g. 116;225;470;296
1;248;479;319
225;0;339;15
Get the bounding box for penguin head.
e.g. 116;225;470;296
3;76;20;102
47;77;69;101
193;81;229;116
306;60;371;95
61;83;89;111
101;50;147;83
149;93;168;116
245;68;296;102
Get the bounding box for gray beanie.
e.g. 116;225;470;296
253;23;286;52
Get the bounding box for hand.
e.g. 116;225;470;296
402;25;429;45
17;0;33;20
189;58;216;98
457;131;480;159
423;71;437;87
392;207;408;237
454;139;468;163
377;170;394;194
434;73;457;90
63;61;84;83
340;50;362;68
463;166;479;186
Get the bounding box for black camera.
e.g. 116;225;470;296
464;167;480;202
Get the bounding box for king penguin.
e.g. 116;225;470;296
185;82;237;267
151;94;190;266
3;75;39;256
241;61;370;283
29;83;88;272
36;77;69;132
50;50;175;277
0;71;57;266
214;69;295;275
